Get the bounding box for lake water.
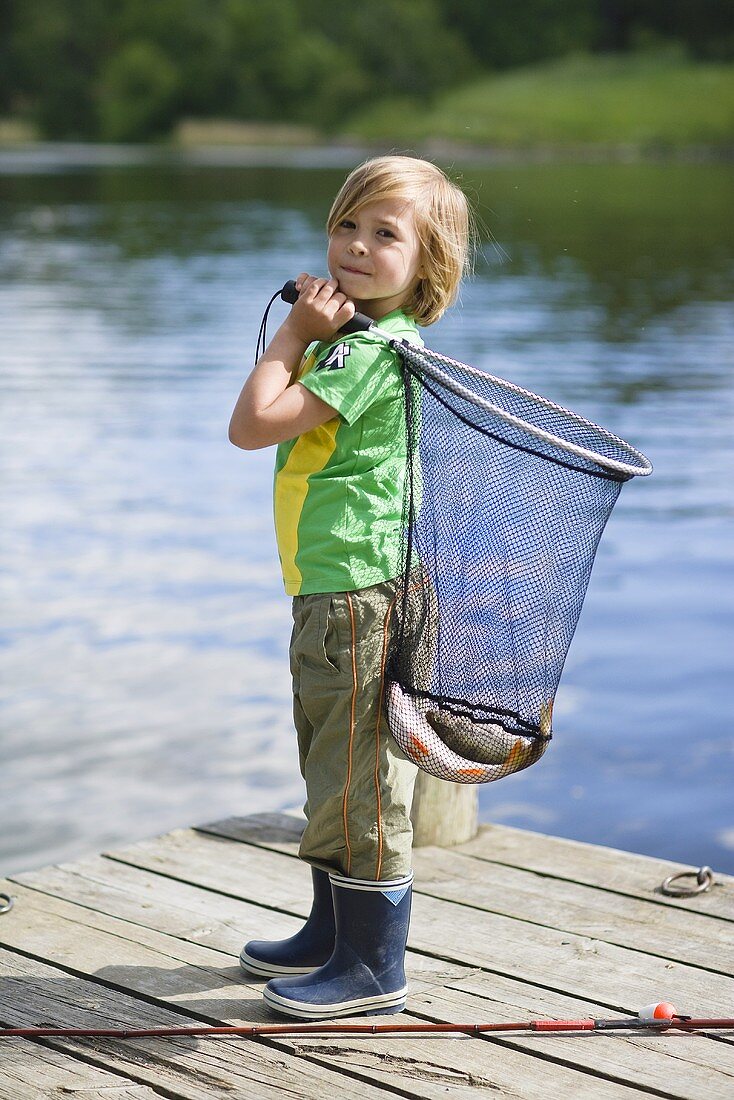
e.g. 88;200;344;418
1;148;732;878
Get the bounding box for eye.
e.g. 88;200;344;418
339;219;356;229
377;229;395;239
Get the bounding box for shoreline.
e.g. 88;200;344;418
1;137;732;171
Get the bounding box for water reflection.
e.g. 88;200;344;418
1;154;732;875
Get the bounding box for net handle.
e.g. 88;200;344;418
278;281;652;479
280;279;375;336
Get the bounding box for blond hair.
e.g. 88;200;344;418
327;155;474;327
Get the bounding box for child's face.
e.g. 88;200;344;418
327;196;424;320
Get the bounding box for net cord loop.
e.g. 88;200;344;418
255;290;282;366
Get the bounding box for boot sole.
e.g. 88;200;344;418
263;985;408;1019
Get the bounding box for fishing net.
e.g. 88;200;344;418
267;282;652;785
385;342;652;783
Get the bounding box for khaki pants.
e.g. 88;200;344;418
290;579;418;881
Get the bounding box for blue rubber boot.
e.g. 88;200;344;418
263;872;413;1018
239;867;335;978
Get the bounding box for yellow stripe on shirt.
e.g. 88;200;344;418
274;417;340;594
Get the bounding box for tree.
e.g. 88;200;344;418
3;0;732;142
444;0;595;69
9;0;119;138
98;41;180;142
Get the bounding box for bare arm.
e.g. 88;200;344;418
228;275;355;450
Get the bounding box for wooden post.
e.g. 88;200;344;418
411;771;478;847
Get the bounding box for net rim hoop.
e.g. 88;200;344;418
375;329;652;479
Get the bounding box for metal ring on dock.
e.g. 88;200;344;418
660;866;714;897
0;892;14;914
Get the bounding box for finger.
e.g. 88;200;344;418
296;274;321;297
314;278;339;301
293;272;310;293
333;300;356;326
301;276;328;301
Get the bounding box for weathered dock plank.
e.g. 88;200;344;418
6;860;470;997
0;941;663;1100
0;1035;159;1100
200;812;734;919
457;824;734;921
90;826;734;1013
411;975;734;1097
11;850;734;1092
0;950;393;1100
0;936;694;1100
2;814;732;1100
199;816;734;974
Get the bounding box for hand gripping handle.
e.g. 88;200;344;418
280;280;374;336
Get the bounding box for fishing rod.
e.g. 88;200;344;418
3;1004;733;1040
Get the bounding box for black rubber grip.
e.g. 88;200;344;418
280;280;374;336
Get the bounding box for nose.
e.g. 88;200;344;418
348;237;367;255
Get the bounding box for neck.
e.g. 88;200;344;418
353;294;408;322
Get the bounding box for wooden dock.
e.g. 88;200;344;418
1;812;732;1099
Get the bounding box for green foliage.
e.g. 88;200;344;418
592;0;734;61
0;1;17;113
445;0;595;69
114;0;235;116
309;0;476;102
221;0;351;124
2;0;733;141
98;41;180;142
218;0;473;128
8;0;118;138
666;0;734;61
1;0;474;138
347;50;734;148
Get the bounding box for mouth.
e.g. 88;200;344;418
340;265;370;276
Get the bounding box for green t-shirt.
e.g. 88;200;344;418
273;309;422;596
